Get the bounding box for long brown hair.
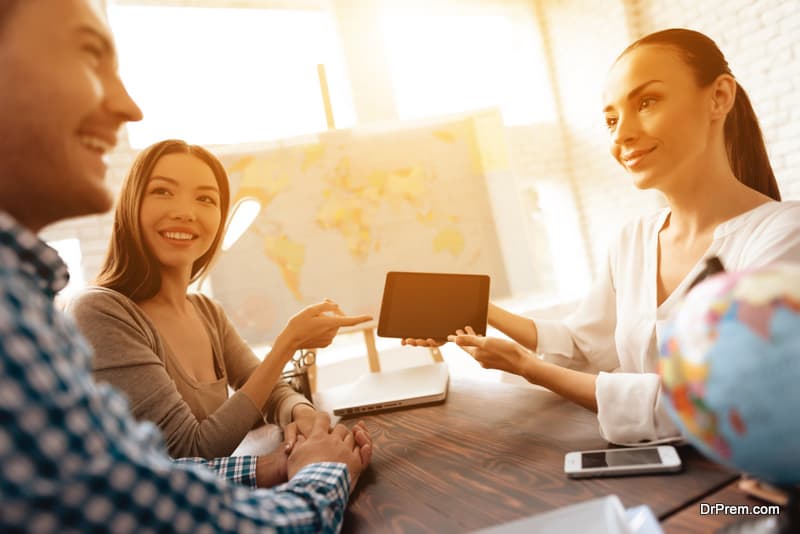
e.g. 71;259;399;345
620;28;781;200
95;139;231;301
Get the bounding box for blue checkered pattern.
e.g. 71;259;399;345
174;455;259;488
0;212;350;533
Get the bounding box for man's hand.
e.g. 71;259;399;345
254;450;289;488
285;407;373;468
350;420;372;466
287;412;372;488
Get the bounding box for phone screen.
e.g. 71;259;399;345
581;448;662;468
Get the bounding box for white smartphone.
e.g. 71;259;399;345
564;445;682;478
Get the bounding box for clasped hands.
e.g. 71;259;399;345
257;408;372;490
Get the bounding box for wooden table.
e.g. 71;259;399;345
339;376;738;533
663;480;785;533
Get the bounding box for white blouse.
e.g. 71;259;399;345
534;200;800;444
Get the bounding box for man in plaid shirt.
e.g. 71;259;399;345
0;1;372;532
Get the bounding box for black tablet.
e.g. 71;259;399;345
377;272;490;340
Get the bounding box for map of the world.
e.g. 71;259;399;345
211;111;511;345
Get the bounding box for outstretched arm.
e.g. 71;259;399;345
449;328;597;411
238;300;371;420
486;303;540;351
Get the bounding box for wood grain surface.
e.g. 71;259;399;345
340;376;738;533
662;480;785;534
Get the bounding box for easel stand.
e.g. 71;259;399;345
363;328;381;372
362;327;443;373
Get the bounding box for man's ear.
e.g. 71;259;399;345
710;73;736;120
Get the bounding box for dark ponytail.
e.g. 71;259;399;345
621;29;781;201
725;83;780;200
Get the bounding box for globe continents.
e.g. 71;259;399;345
659;262;800;485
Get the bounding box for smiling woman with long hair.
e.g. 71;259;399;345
70;140;371;481
405;29;800;445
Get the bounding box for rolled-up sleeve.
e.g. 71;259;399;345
596;371;680;444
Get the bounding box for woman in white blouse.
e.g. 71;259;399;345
405;28;800;445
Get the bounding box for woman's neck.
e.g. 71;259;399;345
143;267;193;313
660;158;771;240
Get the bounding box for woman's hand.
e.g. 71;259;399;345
279;299;372;351
448;326;530;376
283;404;317;452
401;337;446;347
246;302;370;417
400;324;481;349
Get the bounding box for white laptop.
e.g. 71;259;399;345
315;362;449;416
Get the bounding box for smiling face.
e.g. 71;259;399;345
139;153;223;275
603;45;715;192
0;0;142;230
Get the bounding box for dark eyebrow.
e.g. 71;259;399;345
603;79;664;112
76;25;115;57
150;176;220;193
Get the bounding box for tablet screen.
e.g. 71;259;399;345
377;272;490;339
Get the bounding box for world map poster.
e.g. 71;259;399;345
211;110;511;345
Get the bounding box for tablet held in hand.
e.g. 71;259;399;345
377;271;490;340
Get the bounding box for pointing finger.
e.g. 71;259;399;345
328;314;373;327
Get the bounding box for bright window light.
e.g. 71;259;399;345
48;238;85;308
108;6;355;147
222;198;262;251
382;11;556;125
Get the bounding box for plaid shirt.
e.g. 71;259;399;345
0;212;350;533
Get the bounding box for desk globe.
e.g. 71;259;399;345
659;261;800;533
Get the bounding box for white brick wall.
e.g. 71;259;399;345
632;0;800;201
528;0;800;278
531;0;667;279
